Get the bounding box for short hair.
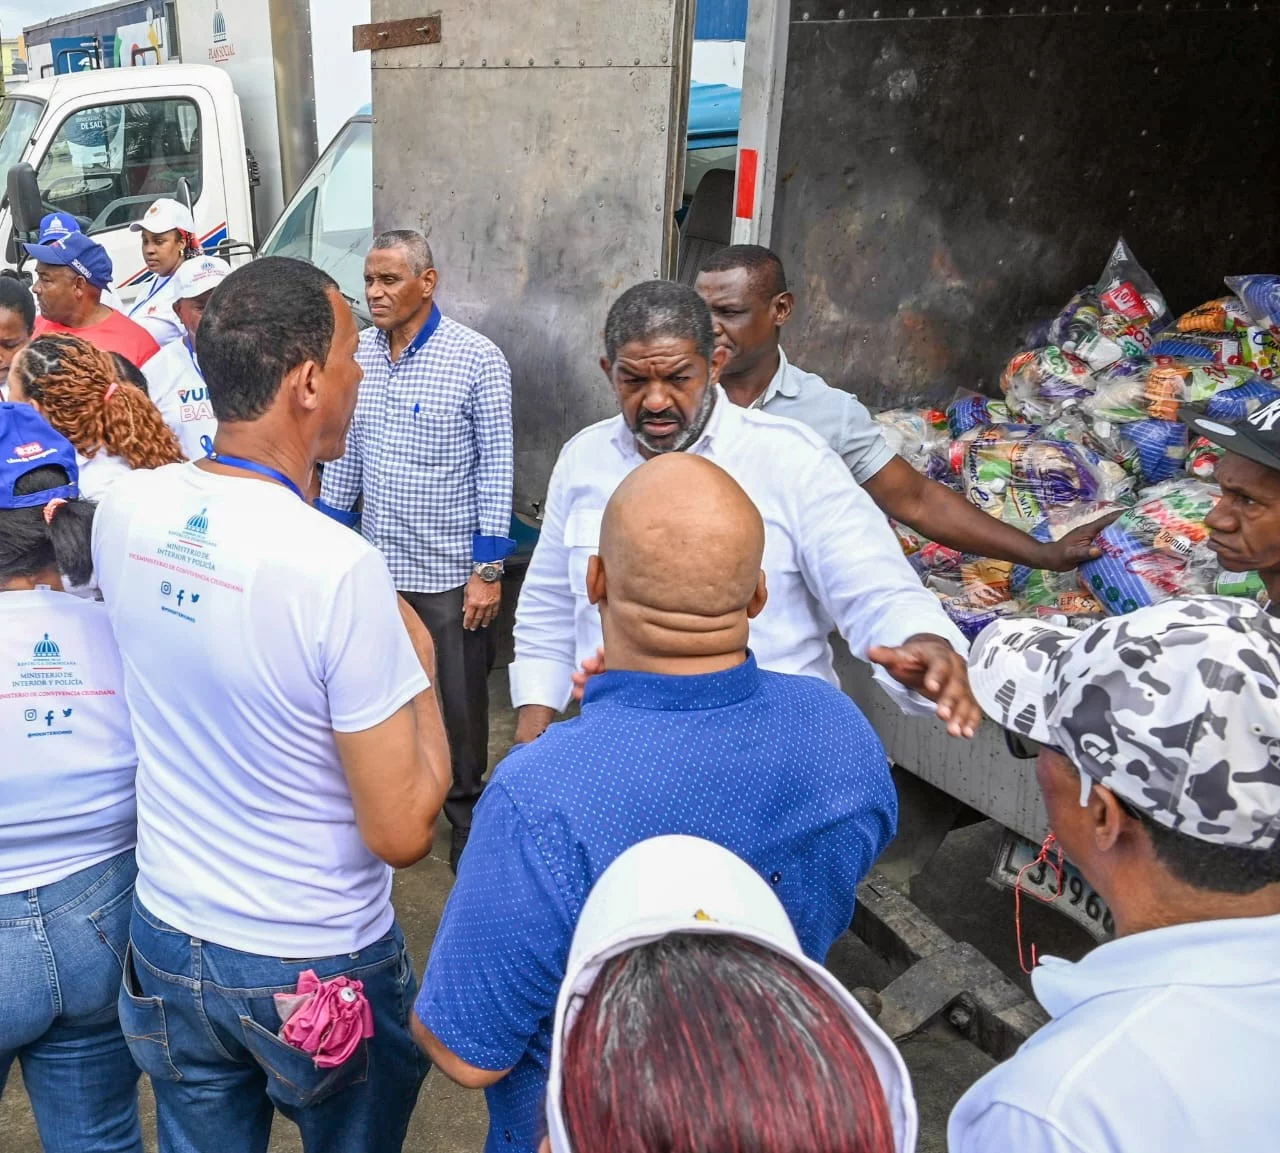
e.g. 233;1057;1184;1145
604;280;715;364
371;229;434;276
0;274;36;333
699;244;788;300
560;933;896;1153
110;351;149;397
1135;808;1280;895
197;257;339;423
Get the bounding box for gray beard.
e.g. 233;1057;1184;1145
632;386;717;455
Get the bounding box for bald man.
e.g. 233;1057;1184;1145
413;454;900;1153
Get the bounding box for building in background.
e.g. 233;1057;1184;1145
0;36;27;80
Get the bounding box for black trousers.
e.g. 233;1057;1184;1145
399;585;496;831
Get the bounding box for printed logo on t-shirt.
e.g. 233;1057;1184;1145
178;386;214;425
159;579;204;624
11;633;84;689
23;705;75;739
158;507;218;572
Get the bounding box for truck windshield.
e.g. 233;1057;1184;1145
0;98;44;181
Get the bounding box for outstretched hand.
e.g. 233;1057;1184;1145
1036;510;1123;572
867;634;981;738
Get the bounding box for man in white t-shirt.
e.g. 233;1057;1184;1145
143;255;227;459
92;256;452;1153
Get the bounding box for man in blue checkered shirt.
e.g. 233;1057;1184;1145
319;230;514;871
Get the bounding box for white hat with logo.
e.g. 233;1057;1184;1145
171;255;233;301
130;198;197;237
544;835;918;1152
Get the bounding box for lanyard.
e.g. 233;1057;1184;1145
184;335;200;376
129;272;173;316
201;439;304;501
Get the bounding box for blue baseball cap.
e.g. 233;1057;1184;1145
38;213;81;243
24;231;113;291
0;403;79;508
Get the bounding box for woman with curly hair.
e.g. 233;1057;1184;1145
126;198;204;346
9;333;184;501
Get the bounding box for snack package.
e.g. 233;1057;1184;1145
1096;311;1155;360
1148;329;1280;379
1050;288;1103;352
1080;479;1221;614
1095;238;1171;333
1000;346;1094;422
1225;274;1280;335
953;424;1040;513
939;585;1021;641
1215;569;1267;603
874;408;951;479
946;394;1013;437
1085;358;1256;423
1117;419;1188;485
910;540;963;576
1201;379;1280;422
1185;436;1225;480
889;519;927;557
1176;296;1253;333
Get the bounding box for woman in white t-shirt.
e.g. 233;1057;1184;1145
8;333;185;502
125;198;203;347
0;402;142;1150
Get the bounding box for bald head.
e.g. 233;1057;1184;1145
590;456;767;664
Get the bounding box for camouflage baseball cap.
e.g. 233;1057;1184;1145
970;596;1280;849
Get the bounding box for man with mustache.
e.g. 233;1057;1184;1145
1181;395;1280;610
508;279;980;745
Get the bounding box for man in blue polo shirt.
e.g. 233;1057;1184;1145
412;452;898;1153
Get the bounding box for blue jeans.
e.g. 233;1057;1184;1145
121;899;429;1153
0;850;141;1153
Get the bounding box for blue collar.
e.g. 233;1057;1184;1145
382;304;442;362
581;652;759;712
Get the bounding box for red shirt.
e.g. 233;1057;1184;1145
34;311;161;368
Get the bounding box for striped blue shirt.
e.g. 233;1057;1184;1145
320;308;514;592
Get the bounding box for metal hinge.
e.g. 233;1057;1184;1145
353;15;442;52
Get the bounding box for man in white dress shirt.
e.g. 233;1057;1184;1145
510;280;979;745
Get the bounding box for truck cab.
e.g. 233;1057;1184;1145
0;64;253;302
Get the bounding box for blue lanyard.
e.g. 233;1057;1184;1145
184;335;200;375
200;438;304;501
129;272;173;316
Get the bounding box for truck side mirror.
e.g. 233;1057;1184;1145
7;164;43;238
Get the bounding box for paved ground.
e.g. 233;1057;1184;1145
1;669;1095;1153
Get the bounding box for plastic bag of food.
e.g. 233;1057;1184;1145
1000;346;1094;422
1148;329;1280;378
939;584;1021;642
1085;358;1257;423
1117;419;1188;485
1096;312;1155;361
874;408;951;479
1080;478;1221;614
1096;238;1171;333
1049;288;1103;351
946;394;1014;437
954;424;1041;513
1225;274;1280;335
1201;379;1280;422
1176;296;1253;333
910;540;964;577
1185;436;1225;480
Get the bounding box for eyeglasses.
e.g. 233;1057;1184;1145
1004;730;1044;760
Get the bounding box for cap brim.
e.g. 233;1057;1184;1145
969;617;1079;743
1179;407;1280;474
23;241;74;266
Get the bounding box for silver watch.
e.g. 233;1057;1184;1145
473;561;504;583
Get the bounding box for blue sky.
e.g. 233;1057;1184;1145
2;1;72;37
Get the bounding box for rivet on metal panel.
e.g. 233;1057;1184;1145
1153;64;1159;73
529;57;535;64
458;58;465;65
998;258;1004;265
495;193;501;200
880;211;887;220
606;58;612;65
662;54;669;62
908;6;916;14
1028;68;1036;77
579;58;585;65
802;10;811;18
1128;188;1136;197
1040;3;1047;10
1229;232;1236;240
890;145;897;154
1008;196;1014;204
975;7;983;15
505;57;510;64
1008;6;1015;12
1140;127;1148;135
941;5;949;12
873;8;881;15
634;57;641;64
554;58;560;64
481;58;487;65
838;6;846;13
1018;132;1025;142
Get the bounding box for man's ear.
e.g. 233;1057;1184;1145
598;356;614;384
710;344;730;382
747;570;768;619
289;359;322;413
586;554;607;607
420;266;439;302
773;291;795;328
1091;783;1130;854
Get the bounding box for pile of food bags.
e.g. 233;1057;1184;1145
875;242;1280;639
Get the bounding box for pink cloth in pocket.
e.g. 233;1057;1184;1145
273;970;375;1068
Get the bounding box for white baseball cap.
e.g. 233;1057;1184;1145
171;255;232;301
545;835;918;1153
130;197;197;237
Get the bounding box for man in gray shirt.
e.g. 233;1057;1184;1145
695;245;1109;571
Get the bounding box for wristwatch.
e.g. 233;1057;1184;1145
473;561;504;583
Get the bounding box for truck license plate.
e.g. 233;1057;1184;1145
989;830;1115;942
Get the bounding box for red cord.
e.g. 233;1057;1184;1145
1014;832;1064;974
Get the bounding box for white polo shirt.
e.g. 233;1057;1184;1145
0;590;136;893
127;272;184;346
949;912;1280;1152
144;337;218;459
92;462;430;956
510;388;966;714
